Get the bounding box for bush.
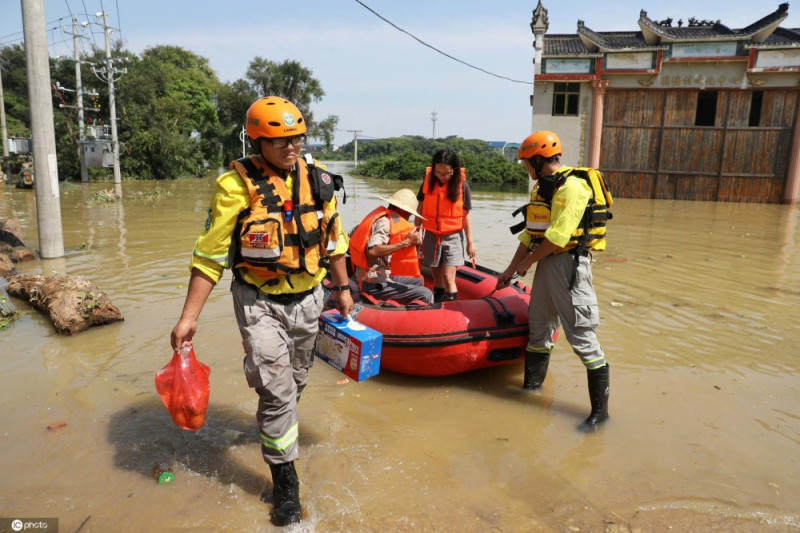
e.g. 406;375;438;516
351;137;528;186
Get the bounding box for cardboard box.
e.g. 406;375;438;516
316;311;382;381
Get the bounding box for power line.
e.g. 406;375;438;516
354;0;532;86
1;16;70;45
115;0;122;43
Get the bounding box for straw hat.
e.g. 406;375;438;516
379;189;426;220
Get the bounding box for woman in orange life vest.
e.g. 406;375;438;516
416;149;476;302
349;189;433;305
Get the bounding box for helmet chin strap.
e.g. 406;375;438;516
531;155;547;179
249;137;262;157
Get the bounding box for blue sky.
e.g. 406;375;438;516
2;1;796;146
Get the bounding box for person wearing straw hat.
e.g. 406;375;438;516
349;189;434;305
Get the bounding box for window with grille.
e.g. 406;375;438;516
552;82;580;116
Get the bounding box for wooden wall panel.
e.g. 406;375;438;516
725;91;752;127
674;175;719;201
721;130;786;176
604;90;664;126
605;171;655;199
659;129;722;173
762;91;799;127
717;177;783;203
653;174;676;199
600;126;661;170
663;91;696;126
599;88;797;203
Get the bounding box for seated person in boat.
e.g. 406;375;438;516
349;189;433;305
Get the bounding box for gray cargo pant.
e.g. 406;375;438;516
527;251;606;370
232;279;323;465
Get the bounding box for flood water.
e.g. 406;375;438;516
1;161;799;532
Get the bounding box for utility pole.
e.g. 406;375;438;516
21;0;65;258
347;129;362;166
67;16;89;182
95;11;124;184
431;111;437;139
1;66;8;157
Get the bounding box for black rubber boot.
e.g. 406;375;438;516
522;350;549;390
269;461;301;526
433;288;445;303
444;292;458;301
578;364;610;432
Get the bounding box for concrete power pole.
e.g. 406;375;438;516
71;16;89;182
21;0;65;258
98;11;122;184
1;67;8;157
431;111;437;139
347;129;362;166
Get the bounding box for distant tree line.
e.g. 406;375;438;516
339;136;528;186
1;43;338;180
1;43;525;185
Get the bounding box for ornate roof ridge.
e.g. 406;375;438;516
576;19;608;51
740;2;789;34
637;4;790;43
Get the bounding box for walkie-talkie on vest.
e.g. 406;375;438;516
283;199;293;222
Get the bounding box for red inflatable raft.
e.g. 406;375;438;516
324;264;531;376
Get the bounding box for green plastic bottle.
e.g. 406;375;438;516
150;464;175;484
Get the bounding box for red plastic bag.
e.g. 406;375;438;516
155;342;211;431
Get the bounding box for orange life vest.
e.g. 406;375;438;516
230;155;341;286
349;206;421;279
419;167;466;235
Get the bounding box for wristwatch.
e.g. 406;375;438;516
331;285;351;292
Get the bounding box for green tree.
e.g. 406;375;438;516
2;44;334;180
245;57;322;119
313;115;339;151
1;44;84;180
0;45;30;136
352;136;528;186
116;45;222;179
49;56;85;180
215;78;257;164
244;57;337;139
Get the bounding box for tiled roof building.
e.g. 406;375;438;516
528;2;800;203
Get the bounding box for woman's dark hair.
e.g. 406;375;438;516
428;149;462;203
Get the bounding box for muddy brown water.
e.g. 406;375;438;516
1;162;799;532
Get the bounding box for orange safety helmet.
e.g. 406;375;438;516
245;96;307;139
518;131;562;159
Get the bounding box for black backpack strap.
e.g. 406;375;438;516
509;203;532;235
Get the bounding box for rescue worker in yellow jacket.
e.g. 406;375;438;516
170;96;353;526
496;130;611;432
349;189;433;305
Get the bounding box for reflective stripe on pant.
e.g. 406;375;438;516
232;279;323;465
527;252;606;369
